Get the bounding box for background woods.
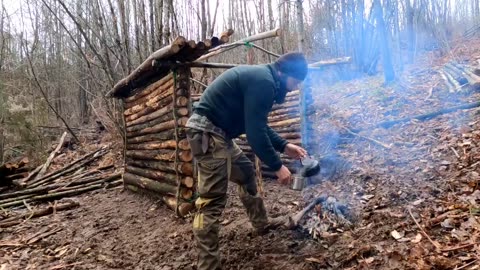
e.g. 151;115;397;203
1;0;480;162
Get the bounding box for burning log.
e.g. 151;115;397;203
127;128;186;144
290;196;353;229
123;172;193;199
126;149;192;162
125;166;194;188
126;159;193;176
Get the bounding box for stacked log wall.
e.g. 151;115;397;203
122;71;194;217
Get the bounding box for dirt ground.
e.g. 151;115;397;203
0;180;328;270
2;39;480;270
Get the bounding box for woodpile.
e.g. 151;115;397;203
0;157;30;186
0;143;122;228
122;66;195;217
441;62;480;92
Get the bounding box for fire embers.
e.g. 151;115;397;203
302;196;356;240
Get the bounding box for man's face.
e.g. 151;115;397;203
284;75;303;92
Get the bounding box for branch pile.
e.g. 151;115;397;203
0;138;122;227
0;157;30;187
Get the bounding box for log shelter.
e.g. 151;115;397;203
107;28;348;217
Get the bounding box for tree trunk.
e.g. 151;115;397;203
373;0;395;82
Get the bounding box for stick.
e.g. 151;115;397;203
407;207;442;252
291;196;327;226
34;132;67;181
342;127;392;149
195;28;281;62
0;200;79;228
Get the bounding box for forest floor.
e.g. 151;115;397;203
2;38;480;270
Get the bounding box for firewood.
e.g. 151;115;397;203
126;139;190;151
160;195;194;217
125;165;194;188
126;128;186;144
123;172;191;199
126;149;192;162
124;73;173;104
0;200;80;228
126;159;193;176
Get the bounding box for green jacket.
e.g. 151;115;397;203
194;64;288;171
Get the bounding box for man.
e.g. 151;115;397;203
186;52;309;270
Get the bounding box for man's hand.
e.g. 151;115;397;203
275;165;292;185
283;143;307;160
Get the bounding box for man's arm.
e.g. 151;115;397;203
244;84;283;171
266;126;288;153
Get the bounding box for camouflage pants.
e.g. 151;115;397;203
186;115;268;270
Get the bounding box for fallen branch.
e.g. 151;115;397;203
0;178;122;209
0;200;79;228
342;127;392;149
27;147;108;188
407;207;442;252
34;132;67;181
372;101;480;129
